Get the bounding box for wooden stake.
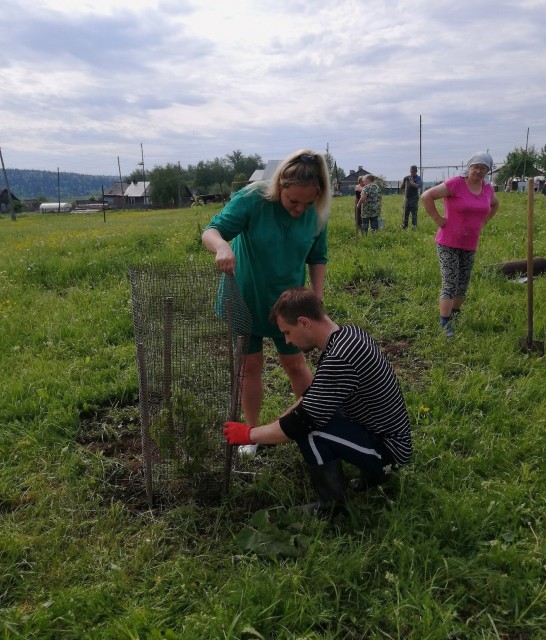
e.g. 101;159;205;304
137;342;154;508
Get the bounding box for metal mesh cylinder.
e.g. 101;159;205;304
129;262;252;506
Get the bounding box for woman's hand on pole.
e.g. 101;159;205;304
215;244;236;275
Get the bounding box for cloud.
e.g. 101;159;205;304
1;0;545;179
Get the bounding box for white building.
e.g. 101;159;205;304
39;202;72;212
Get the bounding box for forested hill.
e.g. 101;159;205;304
4;169;119;201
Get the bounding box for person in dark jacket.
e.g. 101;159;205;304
401;165;423;229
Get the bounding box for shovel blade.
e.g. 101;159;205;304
519;336;545;356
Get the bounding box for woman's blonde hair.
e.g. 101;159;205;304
247;149;331;228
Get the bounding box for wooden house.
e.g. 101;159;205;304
104;181;130;208
338;166;372;196
124;181;150;207
0;188;20;213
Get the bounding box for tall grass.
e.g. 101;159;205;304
0;195;544;639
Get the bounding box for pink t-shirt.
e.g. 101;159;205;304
435;176;495;251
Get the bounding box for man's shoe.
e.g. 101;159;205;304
299;459;346;518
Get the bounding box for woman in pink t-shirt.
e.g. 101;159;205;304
421;152;500;337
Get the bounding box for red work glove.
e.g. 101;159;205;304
223;421;252;445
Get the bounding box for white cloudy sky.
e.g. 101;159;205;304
1;0;545;182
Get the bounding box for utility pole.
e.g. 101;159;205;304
0;147;16;221
139;143;148;210
178;161;182;208
523;127;530;179
57;167;61;212
419;115;423;190
101;185;106;223
117;156;126;207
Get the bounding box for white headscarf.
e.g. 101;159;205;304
461;151;493;176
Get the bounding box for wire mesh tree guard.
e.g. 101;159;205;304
129;262;252;507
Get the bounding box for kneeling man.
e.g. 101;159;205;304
224;287;412;514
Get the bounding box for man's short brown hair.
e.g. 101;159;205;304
269;287;325;325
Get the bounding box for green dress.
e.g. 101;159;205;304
205;185;328;337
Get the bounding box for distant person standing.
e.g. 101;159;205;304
400;165;423;229
420;152;499;337
354;176;365;231
356;174;382;235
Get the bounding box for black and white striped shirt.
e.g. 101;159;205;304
293;325;412;466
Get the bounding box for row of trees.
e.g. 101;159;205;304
130;144;546;208
493;145;546;186
127;150;265;208
127;149;347;208
3;145;544;209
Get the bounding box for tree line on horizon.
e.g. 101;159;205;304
4;145;544;206
4;169;118;202
3;149;346;206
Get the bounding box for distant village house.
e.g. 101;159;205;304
103;181;130;208
124;181;150;207
0;188;20;213
338;166;372;196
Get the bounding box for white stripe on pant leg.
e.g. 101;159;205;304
308;433;324;465
312;431;383;459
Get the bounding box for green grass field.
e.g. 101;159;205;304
1;193;545;639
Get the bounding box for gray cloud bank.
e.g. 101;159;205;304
1;0;545;182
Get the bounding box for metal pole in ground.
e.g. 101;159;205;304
519;179;544;355
223;298;235;494
163;296;176;457
137;342;154;507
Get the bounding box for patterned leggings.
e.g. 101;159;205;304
436;243;476;299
